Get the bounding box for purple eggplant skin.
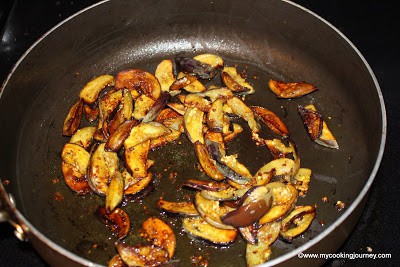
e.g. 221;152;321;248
220;198;272;228
221;187;273;228
142;91;172;123
175;57;218;79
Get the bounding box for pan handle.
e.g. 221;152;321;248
0;180;28;241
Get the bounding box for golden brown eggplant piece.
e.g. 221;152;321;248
280;205;316;242
87;143;119;196
259;182;298;224
125;140;150;179
157;199;199;216
182;217;237;245
106;171;124;212
155;59;175;93
221;66;255;94
62;99;84;136
141;217;176;259
114;69;161;100
176;72;206;93
298;104;339;149
254;158;296;185
105;120;139;152
251;106;289;137
97;206;130;239
226;96;260;133
61;143;91;195
79;74;115;104
115;242;169;267
293;168;312;194
124;122;171;148
69;126;96;149
194;192;235;230
194;141;225;181
169;74;198;91
268;79;317;98
193;53;224;69
246;221;281;266
183;107;205;144
124;173;153;195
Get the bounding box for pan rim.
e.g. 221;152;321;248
1;0;387;266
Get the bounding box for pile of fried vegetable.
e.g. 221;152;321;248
61;53;338;267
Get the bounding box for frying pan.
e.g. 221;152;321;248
0;0;386;266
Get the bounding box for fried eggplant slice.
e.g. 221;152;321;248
87;143;119;196
221;66;254;94
176;72;206;93
297;104;323;141
62;99;84;136
199;88;234;102
157;199;199;216
114;69;161;100
61;143;91;195
79;74;115;104
220;155;253;180
221;186;273;228
280;205;316;242
105;89;134;136
194;141;225;181
175;57;217;79
142;92;172;123
268;79;317;98
265;138;294;159
246;221;281;266
223;123;244;142
97;206;130;239
83;103;99;122
299;104;339;149
200;187;248;201
69;126;96;149
254;158;296;185
155;59;175;93
106;171;124;212
133;94;156;121
106;120;139;152
183;93;211;112
170;74;198;92
193;53;224;69
206;98;229;133
125;140;150;178
182;217;237;245
142;217;176;258
154;108;182;123
115;242;169;267
259;182;298;224
239;224;258;245
98;89;123;137
194;192;235;230
166;102;186;115
124;173;153;195
149;129;181;149
251;106;289;137
226;96;260;133
124;122;171;148
293;168;312;195
183;107;205;144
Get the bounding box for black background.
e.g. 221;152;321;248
0;0;398;266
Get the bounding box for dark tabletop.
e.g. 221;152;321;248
1;0;399;266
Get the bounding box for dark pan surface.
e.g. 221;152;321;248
0;0;385;266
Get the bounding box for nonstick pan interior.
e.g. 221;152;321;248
0;0;385;266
